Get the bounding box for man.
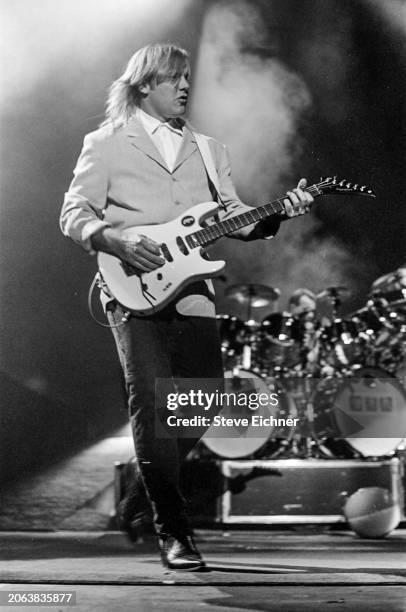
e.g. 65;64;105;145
60;43;313;570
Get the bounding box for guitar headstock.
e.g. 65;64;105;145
315;176;376;198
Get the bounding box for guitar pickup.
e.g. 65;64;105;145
176;236;189;255
160;243;173;262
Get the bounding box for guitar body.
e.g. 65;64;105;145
98;201;225;316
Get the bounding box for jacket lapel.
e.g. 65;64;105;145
172;127;198;173
124;116;198;174
125;117;169;172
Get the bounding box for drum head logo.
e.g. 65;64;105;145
181;215;194;227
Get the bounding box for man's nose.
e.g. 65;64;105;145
178;75;189;91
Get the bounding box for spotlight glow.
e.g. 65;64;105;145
1;0;193;103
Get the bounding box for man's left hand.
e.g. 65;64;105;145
283;178;314;217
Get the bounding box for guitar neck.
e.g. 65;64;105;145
186;184;322;249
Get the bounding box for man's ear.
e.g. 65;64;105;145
138;82;151;95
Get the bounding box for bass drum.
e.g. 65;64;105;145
201;369;295;458
315;368;406;457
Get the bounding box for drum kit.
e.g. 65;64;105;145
202;267;406;461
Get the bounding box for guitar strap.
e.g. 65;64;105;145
192;130;227;210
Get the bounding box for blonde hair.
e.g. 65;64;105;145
100;43;189;129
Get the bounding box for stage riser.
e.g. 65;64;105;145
115;457;405;527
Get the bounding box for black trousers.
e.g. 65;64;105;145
107;296;223;537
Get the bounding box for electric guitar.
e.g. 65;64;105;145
97;177;375;316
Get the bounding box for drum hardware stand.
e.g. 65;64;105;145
261;327;338;459
330;288;341;319
317;285;350;319
267;373;335;459
295;379;335;459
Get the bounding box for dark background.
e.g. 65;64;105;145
1;0;405;482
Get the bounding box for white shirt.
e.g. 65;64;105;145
136;107;184;172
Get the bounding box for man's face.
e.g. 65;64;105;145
140;70;190;121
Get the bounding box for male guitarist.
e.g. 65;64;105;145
60;42;313;570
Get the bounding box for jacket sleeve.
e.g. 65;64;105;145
59;133;110;254
212;141;281;241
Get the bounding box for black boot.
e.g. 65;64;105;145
159;533;206;571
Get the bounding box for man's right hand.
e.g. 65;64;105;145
91;227;165;273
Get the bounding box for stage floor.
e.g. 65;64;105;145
0;529;405;611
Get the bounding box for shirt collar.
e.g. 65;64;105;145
135;107;184;137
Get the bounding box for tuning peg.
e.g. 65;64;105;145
339;179;347;187
333;176;337;184
360;185;366;191
346;182;352;188
352;184;359;190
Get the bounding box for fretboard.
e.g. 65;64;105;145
185;184;321;249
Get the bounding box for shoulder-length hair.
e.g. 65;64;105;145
100;43;189;130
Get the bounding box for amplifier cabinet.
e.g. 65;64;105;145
220;458;404;524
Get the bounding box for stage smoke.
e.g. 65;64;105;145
190;0;369;314
191;0;311;202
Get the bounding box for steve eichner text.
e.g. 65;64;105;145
166;389;279;412
166;414;300;428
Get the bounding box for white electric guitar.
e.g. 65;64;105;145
98;177;375;316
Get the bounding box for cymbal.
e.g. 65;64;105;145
225;283;280;307
316;285;351;300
